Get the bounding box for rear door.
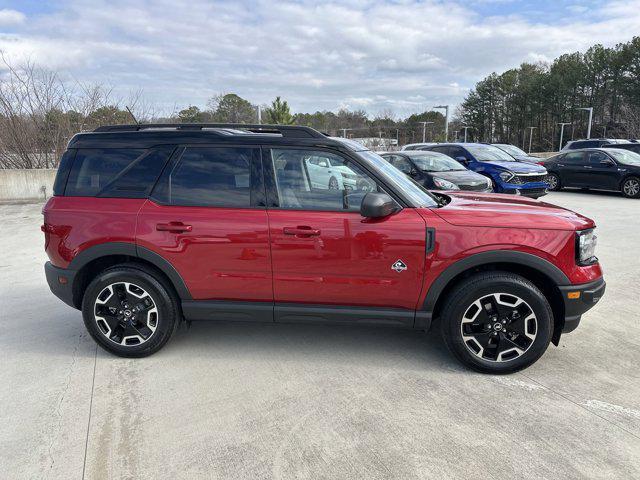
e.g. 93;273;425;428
558;151;586;187
136;145;273;306
263;147;427;323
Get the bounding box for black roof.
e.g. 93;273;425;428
68;123;347;150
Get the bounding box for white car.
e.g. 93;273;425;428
304;155;358;190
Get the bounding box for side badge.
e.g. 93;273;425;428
391;259;407;273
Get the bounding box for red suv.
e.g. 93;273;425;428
43;124;605;373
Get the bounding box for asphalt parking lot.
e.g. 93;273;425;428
1;191;639;479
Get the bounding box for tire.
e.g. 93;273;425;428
621;176;640;198
81;264;180;357
439;272;553;374
328;176;339;190
546;172;561;191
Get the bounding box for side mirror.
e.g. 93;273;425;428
409;168;419;176
600;158;615;166
455;156;469;164
360;192;400;218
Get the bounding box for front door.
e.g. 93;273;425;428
584;151;620;190
136;146;273;303
263;147;427;321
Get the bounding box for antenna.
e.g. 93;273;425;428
125;106;139;125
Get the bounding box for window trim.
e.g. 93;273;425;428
149;144;264;209
261;146;402;213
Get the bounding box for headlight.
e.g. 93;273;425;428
433;177;460;190
576;228;598;265
499;171;515;182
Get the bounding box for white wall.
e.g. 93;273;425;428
0;169;57;202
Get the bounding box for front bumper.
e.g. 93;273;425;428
497;181;549;198
558;277;606;333
45;261;77;309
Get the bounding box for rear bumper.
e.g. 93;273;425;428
45;261;77;309
558;277;606;333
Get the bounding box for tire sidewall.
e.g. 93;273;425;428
82;266;178;357
547;172;560;191
442;276;553;373
621;176;640;198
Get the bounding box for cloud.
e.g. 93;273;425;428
0;8;25;26
0;0;639;116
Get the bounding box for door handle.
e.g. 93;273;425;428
584;166;593;169
156;222;192;233
557;164;565;167
283;226;321;237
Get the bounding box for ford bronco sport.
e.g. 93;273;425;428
43;124;605;373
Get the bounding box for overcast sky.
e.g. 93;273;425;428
0;0;639;117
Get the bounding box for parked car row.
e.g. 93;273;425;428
43;123;605;374
387;143;549;199
393;138;640;199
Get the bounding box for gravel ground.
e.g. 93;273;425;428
0;191;639;479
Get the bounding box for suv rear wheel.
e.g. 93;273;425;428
82;264;179;357
440;272;553;373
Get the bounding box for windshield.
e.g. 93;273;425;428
607;149;640;165
496;144;527;157
410;153;466;172
357;150;439;207
466;145;517;162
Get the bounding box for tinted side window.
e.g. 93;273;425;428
448;147;466;159
393;157;413;174
66;149;145;196
269;149;380;212
99;147;175;198
155;147;253;207
430;146;450;156
53;150;76;196
588;151;610;164
564;152;585;165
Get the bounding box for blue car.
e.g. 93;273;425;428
426;143;549;198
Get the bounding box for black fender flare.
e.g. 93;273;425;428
68;241;192;300
422;250;570;312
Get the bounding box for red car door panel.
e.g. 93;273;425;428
268;209;427;309
137;200;272;301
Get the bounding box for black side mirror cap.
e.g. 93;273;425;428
455;156;469;163
360;192;400;218
600;159;615;166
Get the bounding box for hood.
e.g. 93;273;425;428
480;160;546;173
428;170;488;187
433;191;595;231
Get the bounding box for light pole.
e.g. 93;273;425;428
462;126;472;143
558;122;571;151
434;105;449;141
527;126;537;153
578;107;593;139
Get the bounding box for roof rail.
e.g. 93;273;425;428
93;123;326;139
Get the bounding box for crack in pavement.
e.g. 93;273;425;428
82;345;98;480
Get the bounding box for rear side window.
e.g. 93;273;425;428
66;148;144;196
153;147;254;207
564;152;585;164
53;150;76;196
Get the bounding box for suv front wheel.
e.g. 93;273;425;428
82;264;180;357
440;272;553;373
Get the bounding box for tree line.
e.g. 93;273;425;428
459;36;640;151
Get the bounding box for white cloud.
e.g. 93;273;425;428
0;9;25;26
0;1;639;116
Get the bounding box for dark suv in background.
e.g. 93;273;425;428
561;139;630;150
43;123;605;373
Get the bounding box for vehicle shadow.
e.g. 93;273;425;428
164;319;457;371
557;188;624;198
